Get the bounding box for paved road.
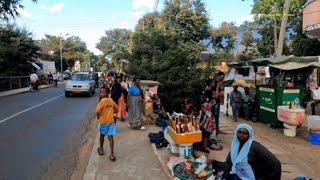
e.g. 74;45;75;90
0;85;99;180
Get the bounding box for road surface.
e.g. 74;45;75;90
0;85;98;180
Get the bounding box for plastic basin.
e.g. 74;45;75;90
173;162;212;180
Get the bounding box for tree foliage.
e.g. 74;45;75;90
40;34;89;71
0;24;39;76
96;29;131;72
127;0;214;111
0;0;37;21
209;22;238;54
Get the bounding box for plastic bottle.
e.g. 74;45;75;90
295;98;300;109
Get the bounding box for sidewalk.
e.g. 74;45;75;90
156;114;320;180
83;120;170;180
0;82;65;98
83;114;320;180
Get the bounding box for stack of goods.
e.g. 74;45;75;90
173;160;212;180
168;115;201;134
193;147;210;158
148;131;169;149
142;117;155;125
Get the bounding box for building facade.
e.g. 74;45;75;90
303;0;320;40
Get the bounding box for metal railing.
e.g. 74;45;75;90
0;76;31;92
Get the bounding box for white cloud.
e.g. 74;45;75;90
132;0;155;10
235;15;254;25
128;10;145;19
40;3;64;13
17;7;33;18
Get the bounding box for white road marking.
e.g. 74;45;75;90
0;94;64;124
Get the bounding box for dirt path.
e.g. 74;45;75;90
212;114;320;180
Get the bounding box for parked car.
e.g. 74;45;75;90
65;72;95;97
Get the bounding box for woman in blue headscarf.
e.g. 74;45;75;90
210;123;281;180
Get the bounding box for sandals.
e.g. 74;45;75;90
109;155;116;162
97;147;104;156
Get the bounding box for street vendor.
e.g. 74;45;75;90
209;123;281;180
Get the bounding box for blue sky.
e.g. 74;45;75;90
14;0;254;55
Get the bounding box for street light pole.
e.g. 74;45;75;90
60;33;69;81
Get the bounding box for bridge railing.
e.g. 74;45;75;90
0;76;30;92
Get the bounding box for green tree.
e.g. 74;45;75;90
96;29;131;73
249;0;304;57
40;35;89;71
127;0;214;110
0;0;37;21
160;0;210;42
209;22;238;54
0;24;39;76
241;31;254;55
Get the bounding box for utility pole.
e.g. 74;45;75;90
60;33;69;80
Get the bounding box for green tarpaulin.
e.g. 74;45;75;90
251;56;320;66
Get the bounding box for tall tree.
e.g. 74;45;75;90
0;24;39;76
276;0;290;57
40;35;88;70
160;0;210;42
0;0;37;21
249;0;303;57
127;0;213;110
96;29;131;72
241;31;254;55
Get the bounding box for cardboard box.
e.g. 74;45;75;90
168;126;202;144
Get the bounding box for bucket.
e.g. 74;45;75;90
283;123;297;130
169;144;179;154
309;132;320;145
179;143;193;157
283;128;297;137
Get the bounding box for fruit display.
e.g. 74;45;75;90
175;162;198;179
173;161;212;180
169;115;201;134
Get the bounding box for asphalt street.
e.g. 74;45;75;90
0;85;99;180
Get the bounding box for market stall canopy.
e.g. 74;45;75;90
251;56;320;70
229;61;253;68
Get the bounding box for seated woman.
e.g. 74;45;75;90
209;123;281;180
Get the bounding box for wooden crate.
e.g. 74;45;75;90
168;126;202;144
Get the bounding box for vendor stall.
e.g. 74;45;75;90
252;56;320;127
140;80;160;118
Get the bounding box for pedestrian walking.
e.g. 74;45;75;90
96;87;118;161
213;71;225;139
53;73;58;87
117;74;128;121
127;77;145;130
110;76;122;123
48;72;53;85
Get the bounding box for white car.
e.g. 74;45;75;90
65;72;95;97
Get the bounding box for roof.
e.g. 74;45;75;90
251;56;319;66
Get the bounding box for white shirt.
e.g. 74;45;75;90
53;74;58;80
30;73;38;82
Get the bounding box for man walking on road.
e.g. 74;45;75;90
30;72;39;90
53;73;58;87
48;72;53;85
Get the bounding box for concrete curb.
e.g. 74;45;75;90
83;132;99;180
0;82;66;98
151;143;174;180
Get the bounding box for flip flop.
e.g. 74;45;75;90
109;155;116;162
97;147;104;156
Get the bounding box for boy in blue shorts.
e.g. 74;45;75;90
96;87;118;161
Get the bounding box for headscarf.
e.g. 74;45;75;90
230;123;254;174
